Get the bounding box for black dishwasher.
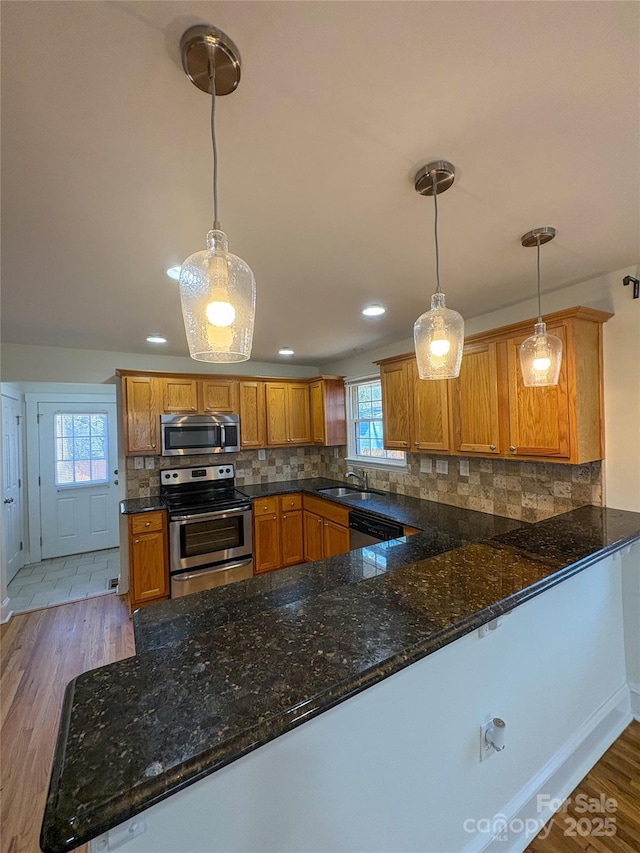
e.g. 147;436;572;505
349;510;404;549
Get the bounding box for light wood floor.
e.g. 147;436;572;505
0;595;134;853
527;720;640;852
1;594;638;853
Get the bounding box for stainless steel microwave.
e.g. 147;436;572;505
160;414;240;456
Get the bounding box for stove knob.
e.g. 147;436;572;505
173;473;178;478
225;468;231;474
164;473;170;479
218;468;224;475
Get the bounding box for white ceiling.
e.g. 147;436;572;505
2;1;639;366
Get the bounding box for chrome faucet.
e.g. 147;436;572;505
345;469;368;490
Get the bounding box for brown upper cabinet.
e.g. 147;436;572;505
377;307;612;464
122;375;162;454
162;377;198;413
379;359;450;452
265;382;311;446
309;379;347;446
117;371;345;455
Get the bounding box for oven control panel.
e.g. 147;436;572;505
161;464;235;485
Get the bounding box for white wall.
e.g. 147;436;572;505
325;265;640;512
0;343;322;384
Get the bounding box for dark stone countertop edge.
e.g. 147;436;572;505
120;496;166;514
40;518;640;853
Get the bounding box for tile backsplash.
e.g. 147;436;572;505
319;448;602;522
125;446;323;497
125;446;602;522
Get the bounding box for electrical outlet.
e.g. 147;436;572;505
459;460;470;477
134;457;144;470
258;449;266;461
435;459;448;475
420;458;432;474
144;457;155;470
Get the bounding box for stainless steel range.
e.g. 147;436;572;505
161;463;253;598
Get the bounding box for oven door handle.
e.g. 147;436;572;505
171;558;253;581
170;506;251;523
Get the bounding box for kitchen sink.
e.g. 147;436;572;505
318;487;376;500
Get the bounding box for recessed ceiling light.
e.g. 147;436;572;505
278;347;295;356
362;304;386;317
146;335;167;344
166;266;181;281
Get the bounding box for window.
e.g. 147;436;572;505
54;413;109;486
346;377;405;467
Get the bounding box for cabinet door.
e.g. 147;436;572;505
254;513;281;573
323;520;350;558
130;528;168;604
287;384;311;445
199;379;239;414
452;342;500;454
124;376;161;454
162;378;198;413
239;381;266;448
265;384;289;446
303;511;324;562
410;361;451;452
281;510;304;567
380;362;411;449
309;381;326;444
506;324;570;458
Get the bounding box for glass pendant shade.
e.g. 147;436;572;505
414;292;464;379
179;229;256;362
519;321;562;387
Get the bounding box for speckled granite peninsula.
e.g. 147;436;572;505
40;504;640;853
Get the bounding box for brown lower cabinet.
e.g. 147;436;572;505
128;511;169;607
253;494;304;574
254;493;351;573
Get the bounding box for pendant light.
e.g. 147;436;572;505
519;227;562;386
413;160;464;380
178;26;256;362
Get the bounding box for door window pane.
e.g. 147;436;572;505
54;413;109;486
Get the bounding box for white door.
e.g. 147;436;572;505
2;394;23;582
38;402;119;558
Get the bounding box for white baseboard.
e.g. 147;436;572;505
629;681;640;721
462;683;632;853
0;596;14;624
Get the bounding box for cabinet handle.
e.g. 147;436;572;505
402;441;408;446
283;514;287;519
414;441;419;446
151;443;156;448
509;446;516;452
145;521;151;527
134;538;139;544
490;444;496;451
273;516;277;520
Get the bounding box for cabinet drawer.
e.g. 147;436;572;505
253;496;279;517
130;511;164;534
279;493;302;512
303;494;350;527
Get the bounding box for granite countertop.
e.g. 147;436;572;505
41;505;640;853
238;476;524;537
120;496;165;514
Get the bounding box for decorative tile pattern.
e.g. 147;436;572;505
318;448;602;522
125;448;324;498
8;548;120;614
124;448;602;523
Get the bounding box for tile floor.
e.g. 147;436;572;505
7;547;120;614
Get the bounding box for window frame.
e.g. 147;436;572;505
54;411;110;488
344;375;406;470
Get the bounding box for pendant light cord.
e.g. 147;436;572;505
432;171;441;294
209;51;220;230
536;236;542;322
